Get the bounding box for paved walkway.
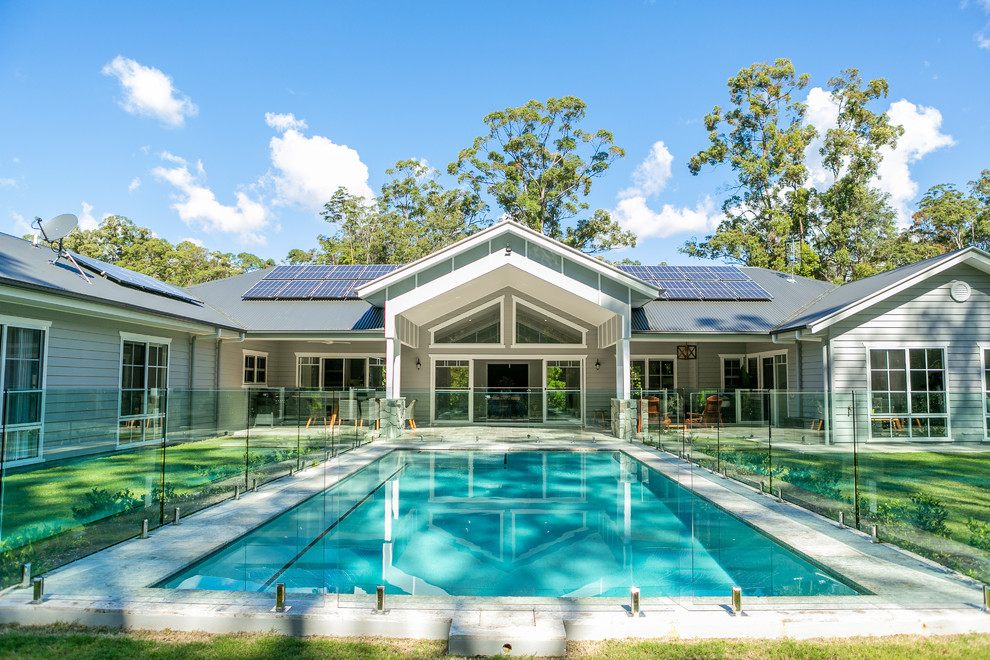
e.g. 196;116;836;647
1;431;988;656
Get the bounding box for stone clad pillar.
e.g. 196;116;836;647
379;397;406;440
611;398;638;440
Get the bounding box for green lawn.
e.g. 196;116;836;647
2;625;989;659
678;434;990;581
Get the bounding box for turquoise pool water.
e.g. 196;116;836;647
161;450;861;598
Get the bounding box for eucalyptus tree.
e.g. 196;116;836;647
911;172;990;252
448;96;634;253
684;59;817;270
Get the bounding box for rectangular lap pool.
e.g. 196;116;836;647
160;450;862;598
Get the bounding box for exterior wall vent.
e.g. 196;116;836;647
950;280;971;303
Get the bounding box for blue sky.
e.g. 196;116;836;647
2;1;989;266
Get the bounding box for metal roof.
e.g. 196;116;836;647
773;249;975;332
635;268;836;333
188;268;383;332
0;232;241;330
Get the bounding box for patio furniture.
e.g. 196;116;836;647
687;395;723;428
359;399;381;429
405;399;417;430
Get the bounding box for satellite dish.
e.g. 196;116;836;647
41;214;78;241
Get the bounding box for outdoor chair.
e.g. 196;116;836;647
405;399;417;430
687;395;723;428
359;399;380;429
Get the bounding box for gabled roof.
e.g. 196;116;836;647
188;268;383;333
356;218;659;307
635;268;836;333
0;232;240;332
774;247;990;334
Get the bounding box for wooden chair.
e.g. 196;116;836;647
405;399;417;430
687;395;723;428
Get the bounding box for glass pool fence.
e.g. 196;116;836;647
0;386;988;592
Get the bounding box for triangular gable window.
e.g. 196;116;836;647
515;304;583;345
433;304;501;344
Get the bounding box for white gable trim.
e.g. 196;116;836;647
798;249;990;335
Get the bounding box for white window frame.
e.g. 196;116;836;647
242;349;269;387
117;332;172;448
864;343;951;441
719;354;746;390
510;297;586;348
293;353;385;389
0;316;51;466
428;298;505;348
630;355;677;392
980;343;990;440
719;350;789;390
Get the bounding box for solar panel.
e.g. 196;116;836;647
295;265;337;280
646;265;683;280
71;253;204;305
708;265;748;281
692;280;738;300
678;265;717;280
264;265;307;280
724;280;773;300
243;279;290;299
360;264;397;279
311;279;359;298
655;280;701;299
276;280;322;299
329;265;368;279
617;265;651;279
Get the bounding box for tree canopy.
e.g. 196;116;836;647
910;172;990;253
56;215;273;286
448;96;634;254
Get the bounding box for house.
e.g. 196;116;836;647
2;219;989;467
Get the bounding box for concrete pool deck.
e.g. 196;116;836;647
1;428;988;656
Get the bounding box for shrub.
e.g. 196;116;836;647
966;518;990;552
785;466;843;501
71;487;141;521
909;492;949;537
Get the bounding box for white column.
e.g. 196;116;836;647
384;306;402;400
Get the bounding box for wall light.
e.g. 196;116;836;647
416;358;421;370
595;359;601;371
505;242;512;256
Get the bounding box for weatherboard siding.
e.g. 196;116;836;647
828;264;990;442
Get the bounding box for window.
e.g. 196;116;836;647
369;357;385;391
984;349;990;437
433;303;501;345
0;323;47;462
631;358;674;393
243;351;268;385
514;304;582;345
546;360;581;421
435;360;470;421
295;356;383;389
119;337;169;445
869;348;946;439
723;358;743;390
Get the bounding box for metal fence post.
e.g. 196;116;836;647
852;390;861;530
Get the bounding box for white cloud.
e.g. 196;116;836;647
875;100;955;225
268;120;373;209
101;56;198;128
128;177;141;193
11;211;32;236
265;112;308;132
977;32;990;49
79;201;98;231
153;157;269;244
801;89;955;226
178;236;204;247
613;195;723;239
159;150;187;165
620;141;674;199
0;177;16;188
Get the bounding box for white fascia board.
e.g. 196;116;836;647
0;286;223;335
356;220;657;300
630;332;771;343
806;249;990;334
386;251;628;318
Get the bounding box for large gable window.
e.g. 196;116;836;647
514;302;583;345
432;302;502;345
119;335;169;446
0;321;48;463
869;348;946;439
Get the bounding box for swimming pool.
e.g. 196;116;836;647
160;450;862;598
